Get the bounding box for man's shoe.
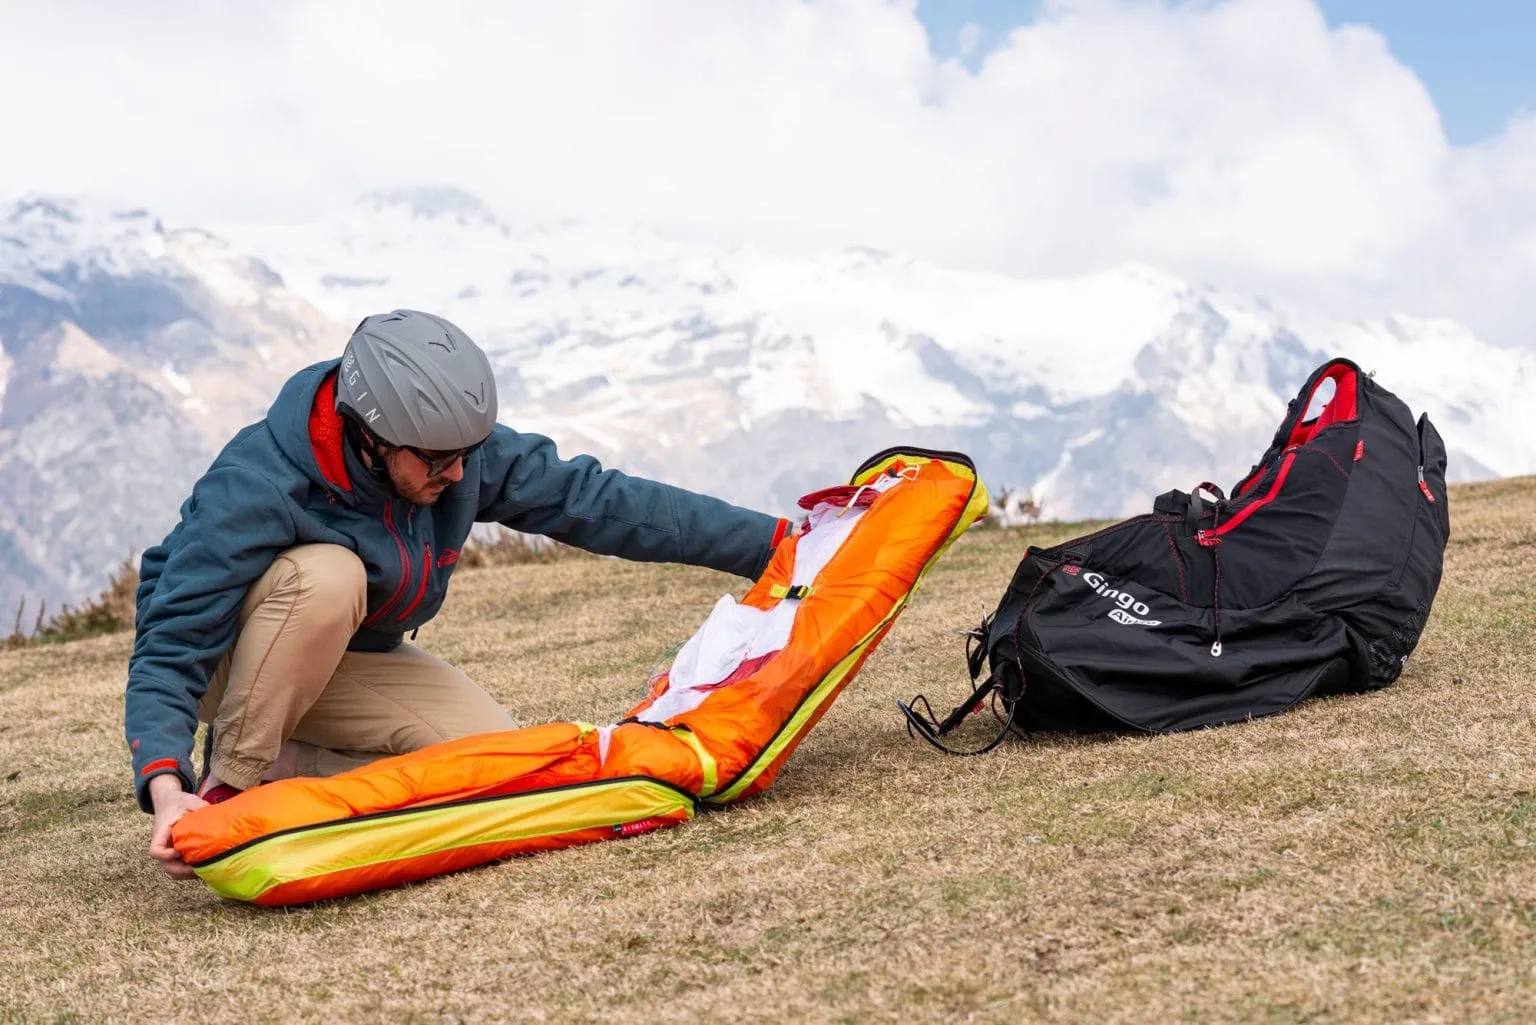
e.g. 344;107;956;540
200;783;244;804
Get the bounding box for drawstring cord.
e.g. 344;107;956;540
1195;483;1225;658
1208;543;1223;658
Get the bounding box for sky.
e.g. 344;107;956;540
1;0;1534;348
918;1;1536;145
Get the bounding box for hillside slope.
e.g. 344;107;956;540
1;478;1533;1023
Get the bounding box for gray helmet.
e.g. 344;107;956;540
335;309;498;450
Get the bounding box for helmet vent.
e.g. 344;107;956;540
429;331;458;353
413;385;443;416
382;349;418;373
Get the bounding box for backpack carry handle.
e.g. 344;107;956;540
1285;360;1360;449
1238;358;1362;497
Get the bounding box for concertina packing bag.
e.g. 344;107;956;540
172;448;988;905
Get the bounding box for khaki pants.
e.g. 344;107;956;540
199;544;516;791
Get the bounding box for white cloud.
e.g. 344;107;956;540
958;21;984;58
1;0;1533;345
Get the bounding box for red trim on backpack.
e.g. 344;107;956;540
1214;451;1297;537
1235;468;1264;498
1286;364;1359;449
309;372;352;492
437;548;460;568
139;758;180;778
1418;467;1437;504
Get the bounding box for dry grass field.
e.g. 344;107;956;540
2;477;1533;1023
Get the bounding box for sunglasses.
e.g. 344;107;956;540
398;443;480;477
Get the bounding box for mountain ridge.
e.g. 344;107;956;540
2;189;1531;623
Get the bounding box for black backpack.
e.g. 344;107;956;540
902;358;1451;752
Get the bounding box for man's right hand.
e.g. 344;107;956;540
147;773;207;880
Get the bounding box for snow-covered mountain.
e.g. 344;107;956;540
3;187;1533;628
223;187;1536;512
0;197;336;632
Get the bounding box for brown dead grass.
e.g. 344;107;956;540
1;478;1534;1023
2;559;140;650
456;525;586;570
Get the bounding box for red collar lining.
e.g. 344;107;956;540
309;372;352;492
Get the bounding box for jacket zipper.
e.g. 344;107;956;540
362;498;412;628
396;543;433;623
1417;466;1436;503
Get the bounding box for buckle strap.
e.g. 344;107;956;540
768;583;815;601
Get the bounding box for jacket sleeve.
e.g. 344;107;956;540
134;531;176;630
125;466;297;812
474;426;786;579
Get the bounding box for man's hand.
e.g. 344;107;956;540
147;773;206;880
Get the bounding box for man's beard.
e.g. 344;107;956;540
388;465;453;506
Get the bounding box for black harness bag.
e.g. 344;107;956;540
902;358;1452;752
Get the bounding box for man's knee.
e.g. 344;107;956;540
387;717;494;754
389;680;518;753
250;544;367;631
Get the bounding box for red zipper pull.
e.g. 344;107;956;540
1196;530;1222;548
1417;466;1435;503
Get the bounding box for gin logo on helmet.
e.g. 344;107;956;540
340;347;378;422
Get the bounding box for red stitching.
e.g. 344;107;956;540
1301;445;1352;479
1044;514;1181;556
1162;521;1189;602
